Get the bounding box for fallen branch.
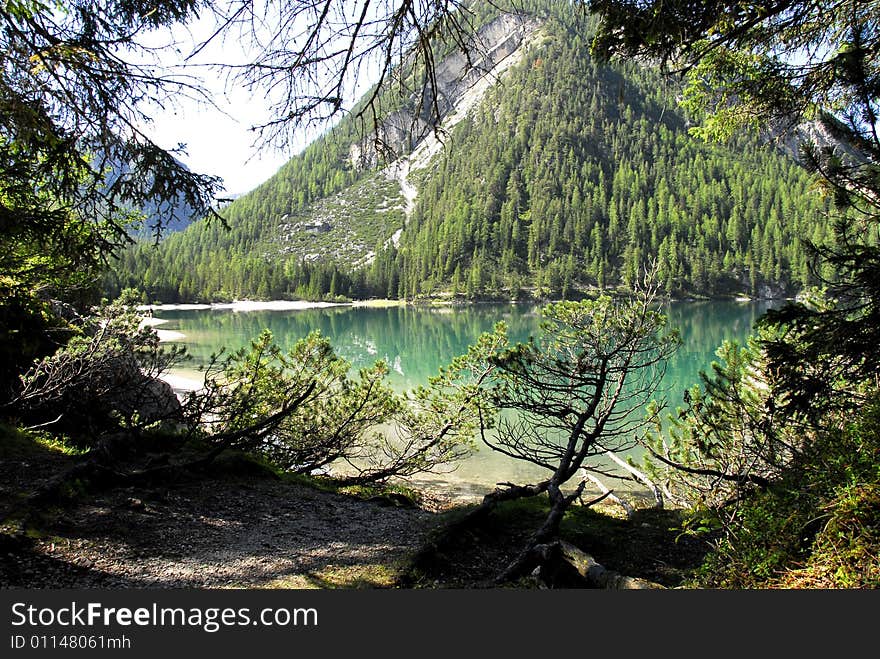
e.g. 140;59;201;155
579;489;613;508
604;450;663;508
529;540;664;589
580;470;635;519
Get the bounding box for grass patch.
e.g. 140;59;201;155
260;563;404;589
772;482;880;588
308;563;404;588
336;482;423;508
0;422;87;459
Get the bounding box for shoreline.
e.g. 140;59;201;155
137;300;348;312
160;372;205;394
138;317;195;392
136;293;795;314
138;316;186;342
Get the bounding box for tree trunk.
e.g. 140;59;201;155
529;540;665;589
495;480;585;583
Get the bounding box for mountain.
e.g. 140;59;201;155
106;3;831;303
107;157;205;238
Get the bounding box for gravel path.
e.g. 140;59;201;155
1;471;441;589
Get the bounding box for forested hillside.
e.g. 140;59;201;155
4;0;878;596
106;5;830;303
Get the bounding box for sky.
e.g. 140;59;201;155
141;13;305;198
150;83;292;198
141;3;386;199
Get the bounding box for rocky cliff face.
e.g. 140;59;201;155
349;13;541;169
772;118;863;164
269;11;545;269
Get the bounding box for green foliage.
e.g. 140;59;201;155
0;139;107;395
185;323;509;483
591;0;880;421
0;0;222;400
397;13;824;301
591;0;879;139
590;0;880;590
804;482;880;588
0;0;220;240
210;328;400;473
691;395;880;588
106;6;828;303
10;295;185;443
642;327;803;509
641;315;878;585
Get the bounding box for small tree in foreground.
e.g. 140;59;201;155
9;292;185;442
472;281;680;581
185;326;507;484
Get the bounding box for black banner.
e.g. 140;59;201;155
0;589;875;656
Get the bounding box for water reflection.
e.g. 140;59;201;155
158;300;777;497
158;303;540;391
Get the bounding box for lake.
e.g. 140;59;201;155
154;299;778;500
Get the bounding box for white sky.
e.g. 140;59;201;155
150;83;292;197
140;13;301;197
140;4;389;197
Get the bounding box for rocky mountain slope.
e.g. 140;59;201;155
270;12;544;269
107;4;830;303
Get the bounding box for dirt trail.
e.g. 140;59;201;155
1;471;442;589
